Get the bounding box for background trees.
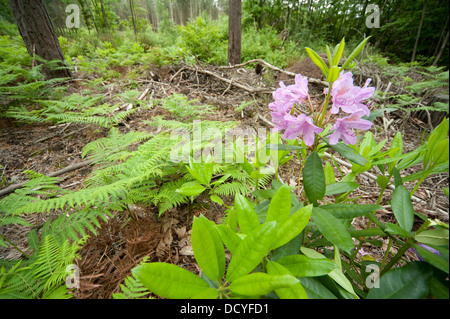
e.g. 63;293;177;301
0;0;448;67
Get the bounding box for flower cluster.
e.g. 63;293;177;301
269;71;375;146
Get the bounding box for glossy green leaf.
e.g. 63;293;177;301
325;182;359;196
300;247;357;297
277;254;337;277
415;229;449;246
266;260;308;299
367;261;432;299
327;65;340;83
324;161;336;185
234;194;260;234
430;139;449;166
387;131;403;174
303;152;326;204
348;228;386;237
187;158;207;185
215;224;242;254
429;275;450;299
318;203;382;219
226;221;277;282
391;185;414;232
325;140;368;166
266;184;292;225
176;181;206;196
191;287;219;299
305;47;329;76
299;277;338;299
132;262;209;299
326;45;333;67
332;38;345;67
271;204;312;250
191;215;225;281
385;222;412;238
341;36;371;69
312;207;354;253
210;194;224;206
376;175;390;190
228;272;299;296
424;118;449;169
204;160;214;184
412;244;449;274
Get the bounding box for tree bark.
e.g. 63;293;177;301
8;0;72;79
411;0;427;62
432;30;449;66
99;0;110;30
228;0;241;66
129;0;137;35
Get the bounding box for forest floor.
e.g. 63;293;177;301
0;58;448;298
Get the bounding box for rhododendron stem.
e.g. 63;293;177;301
319;86;332;126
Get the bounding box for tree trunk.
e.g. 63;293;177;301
99;0;110;30
411;0;427;62
432;30;449;66
8;0;72;79
84;0;99;33
129;0;137;35
228;0;241;66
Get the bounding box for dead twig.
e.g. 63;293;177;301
0;160;92;197
218;58;329;87
187;66;274;94
113;87;151;113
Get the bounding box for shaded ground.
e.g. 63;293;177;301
0;57;448;298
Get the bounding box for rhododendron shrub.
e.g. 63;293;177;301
131;38;449;300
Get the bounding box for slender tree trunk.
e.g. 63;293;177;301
8;0;72;79
433;15;449;57
99;0;110;30
228;0;241;65
411;0;427;62
84;0;99;33
129;0;137;35
432;30;449;66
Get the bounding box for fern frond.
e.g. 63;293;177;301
112;275;152;299
32;235;83;291
212;181;251;197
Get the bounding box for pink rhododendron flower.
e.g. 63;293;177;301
288;74;309;101
329;110;373;145
269;74;311;134
328;71;374;116
283;114;323;146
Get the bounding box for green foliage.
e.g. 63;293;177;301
4;92;140;127
132;197;313;299
0;172;94;299
0;36;68;112
176;16;228;65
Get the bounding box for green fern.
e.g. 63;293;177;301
159;93;213;119
0;234;83;299
112;274;152;299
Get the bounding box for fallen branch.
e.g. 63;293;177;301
0;160;92;197
187;66;274;94
113;87;151;112
219;58;329;87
